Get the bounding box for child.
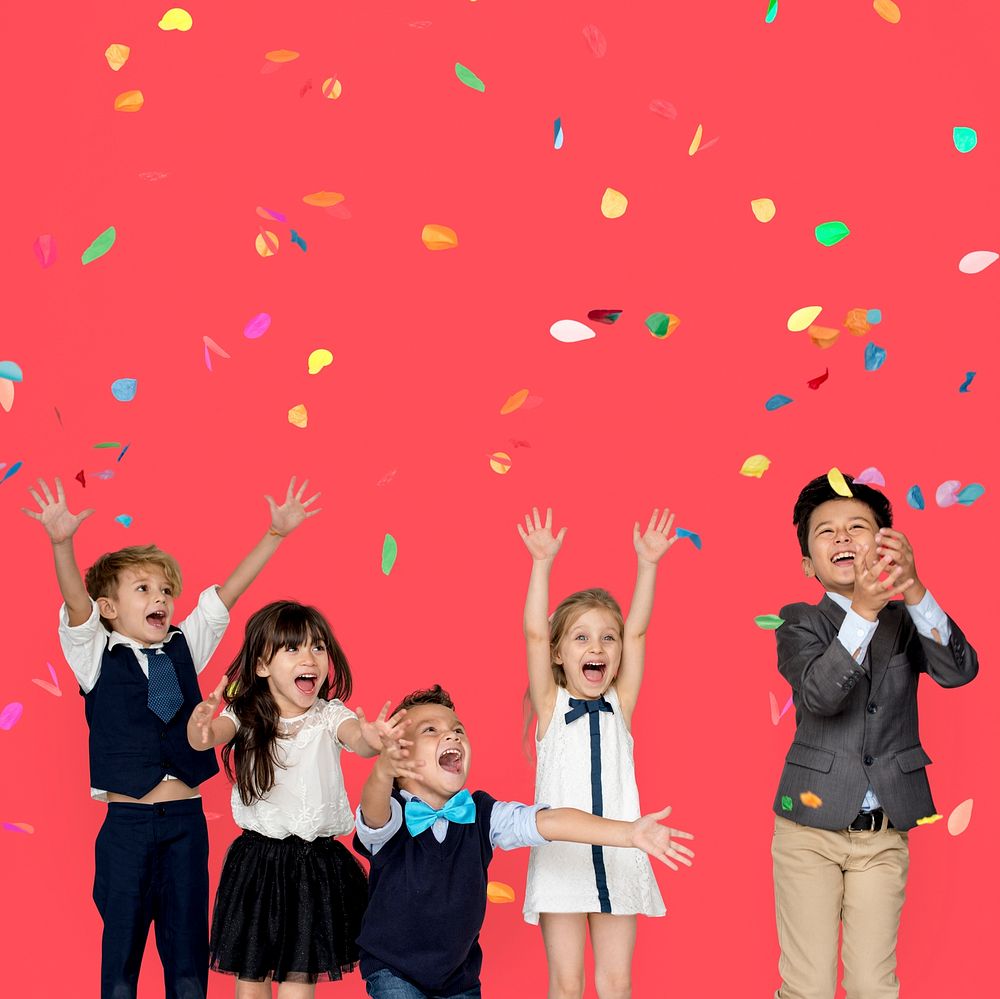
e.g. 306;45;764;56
771;473;979;999
23;475;320;999
353;684;694;999
518;506;681;999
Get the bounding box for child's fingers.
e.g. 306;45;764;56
211;675;228;700
646;509;659;534
544;507;553;530
296;479;309;501
652;852;679;871
28;487;44;509
39;479;55;504
20;507;42;521
55;478;66;503
663;512;676;536
666;848;694;867
79;508;96;522
556;527;567;544
286;476;296;500
355;706;367;725
648;805;673;822
670;842;696;857
657;508;672;533
303;491;321;507
667;826;694;840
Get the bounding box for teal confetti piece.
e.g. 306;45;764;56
781;795;793;812
814;221;850;246
554;117;564;150
675;528;702;550
0;361;23;382
455;62;485;93
0;461;23;484
111;378;137;402
906;485;925;511
381;533;398;575
755;614;784;630
81;226;117;265
956;483;985;505
290;229;307;252
866;308;882;324
952;126;978;153
765;394;793;411
864;342;886;371
765;0;778;23
115;514;133;528
959;371;976;393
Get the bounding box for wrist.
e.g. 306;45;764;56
904;581;927;605
850;601;878;622
267;528;285;539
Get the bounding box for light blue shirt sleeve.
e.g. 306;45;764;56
489;801;551;851
836;605;879;663
355;797;403;856
905;589;951;645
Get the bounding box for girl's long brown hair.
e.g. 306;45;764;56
222;601;352;806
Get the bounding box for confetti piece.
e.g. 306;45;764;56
649;99;677;120
740;455;771;478
508;438;531;448
808;326;840;349
255;231;279;257
688;124;703;156
0;361;23;382
916;814;943;825
855;467;886;486
675;528;702;550
111;378;137;402
827;467;853;497
780;694;793;719
873;0;901;24
113;90;144;112
935;481;961;508
549;319;596;343
203;336;231;360
81;226;116;265
377;469;398;487
781;795;793;812
587;310;622;324
381;534;398;575
815;221;850;246
906;485;925;510
308;349;333;374
322;77;343;99
0;461;23;484
489;451;512;474
226;680;240;698
645;313;681;339
956;483;985;505
290;230;307;252
582;24;607;57
256;207;287;222
799;791;823;809
117;443;130;463
243;313;271;339
264;49;300;63
765;395;793;411
765;0;778;22
755;614;784;630
769;692;780;725
520;396;544;411
500;389;530;415
947;798;973;836
959;371;976;393
33;234;56;268
787;306;822;332
750;198;776;223
326;203;352;220
75;470;86;488
554;117;564;150
600;187;628;219
953;126;978;153
807;369;830;390
864;342;887;371
93;442;121;449
0;380;13;413
0;703;23;730
138;170;168;182
844;308;872;337
867;309;882;324
455;62;485;92
105;43;130;71
303;191;345;208
958;250;998;274
31;663;61;698
487;882;516;904
2;823;34;834
91;470;114;480
158;7;192;30
288;404;308;429
115;514;133;528
421;224;459;250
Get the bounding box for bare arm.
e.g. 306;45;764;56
337;702;403;760
186;676;238;750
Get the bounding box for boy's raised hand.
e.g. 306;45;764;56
21;477;94;544
187;675;228;750
875;529;926;604
630;805;695;871
517;507;566;561
851;543;914;620
633;507;678;565
266;476;321;537
355;702;408;754
375;736;425;784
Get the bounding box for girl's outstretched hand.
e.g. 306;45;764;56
633;508;678;565
266;476;321;537
355;702;407;754
188;675;228;750
517;507;567;561
630;805;695;871
21;477;94;544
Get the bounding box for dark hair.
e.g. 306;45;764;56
222;601;352;806
390;683;454;720
793;474;893;556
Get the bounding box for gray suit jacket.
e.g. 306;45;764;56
772;596;978;831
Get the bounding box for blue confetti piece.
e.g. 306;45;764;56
866;309;882;325
959;371;976;393
675;528;702;550
956;483;985;505
865;342;887;371
115;514;133;528
906;485;925;511
554;117;564;150
117;443;130;463
765;394;793;411
0;461;23;484
111;378;137;402
0;361;24;382
290;230;307;252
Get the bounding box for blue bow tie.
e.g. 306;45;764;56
565;695;614;724
404;789;476;837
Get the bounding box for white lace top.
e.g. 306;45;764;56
221;699;357;841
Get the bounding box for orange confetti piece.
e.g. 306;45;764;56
303;191;345;208
265;49;300;63
105;44;130;71
288;404;308;429
947;798;973;836
600;187;628;219
844;308;872;337
421;224;459;250
873;0;901;24
500;389;530;415
751;198;776;223
2;823;35;834
113;90;144;112
808;325;840;349
688;123;703;156
799;791;823;809
489;451;512;474
255;231;279;257
487;881;516;903
322;77;343;99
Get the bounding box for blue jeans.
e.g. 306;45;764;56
365;968;482;999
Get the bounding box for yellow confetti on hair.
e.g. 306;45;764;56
826;467;853;498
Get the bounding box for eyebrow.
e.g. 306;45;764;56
813;517;870;531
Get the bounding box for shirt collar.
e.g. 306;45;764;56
106;628;180;653
825;591;851;612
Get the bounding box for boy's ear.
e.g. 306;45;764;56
96;596;118;619
802;557;815;579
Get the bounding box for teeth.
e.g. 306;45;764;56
440;748;461;759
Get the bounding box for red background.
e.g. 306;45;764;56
2;2;996;996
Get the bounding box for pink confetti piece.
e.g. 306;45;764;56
947;798;974;836
203;336;231;359
243;313;272;339
256;207;287;222
935;480;962;508
854;466;886;486
958;250;998;274
779;694;793;719
326;203;352;220
33;234;57;268
649;98;677;120
769;692;780;725
32;663;61;697
0;702;24;730
204;812;222;821
519;395;544;411
377;469;398;487
138;171;169;182
2;823;34;834
698;136;720;152
582;23;607;57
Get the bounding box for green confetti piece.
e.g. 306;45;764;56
814;221;850;247
455;62;485;93
765;0;778;23
781;795;793;812
81;226;117;265
93;441;122;449
952;126;978;153
381;533;398;575
754;614;785;630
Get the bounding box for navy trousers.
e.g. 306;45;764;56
93;798;209;999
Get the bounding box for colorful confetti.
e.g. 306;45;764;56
93;442;121;449
675;528;702;550
500;390;530;415
807;369;830;390
956;483;985;505
781;795;793;812
113;90;144;112
688;124;703;156
754;615;784;630
76;470;86;487
489;451;512;474
421;224;459;250
2;823;34;835
81;226;116;265
808;325;840;349
554;117;564;150
549;319;596;343
256;207;287;222
916;814;944;826
0;380;13;413
873;0;901;24
0;461;23;484
765;0;778;23
958;371;976;393
814;221;850;246
158;7;193;31
0;361;23;382
935;481;961;508
455;62;486;92
844;308;872;337
307;349;333;374
799;791;823;809
787;306;822;332
649;99;677;120
487;882;516;903
740;455;771;478
302;191;345;207
377;469;398;487
381;534;398;575
855;467;886;486
769;692;780;726
645;313;681;339
322;78;343;100
264;49;300;63
111;378;137;402
958;250;998;274
203;336;231;372
104;43;130;71
906;485;925;510
582;24;608;57
33;234;56;268
947;798;973;836
750;198;776;223
953;126;978;153
31;662;61;698
117;443;130;463
587;310;622;324
600;187;628;219
115;514;133;528
827;467;853;497
765;395;793;411
0;703;23;730
288;404;308;429
244;313;271;339
864;342;887;371
867;309;882;324
255;230;279;257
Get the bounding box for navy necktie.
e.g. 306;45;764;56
142;647;184;723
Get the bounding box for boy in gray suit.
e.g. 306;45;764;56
771;473;978;999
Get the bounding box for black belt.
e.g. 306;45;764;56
849;807;893;832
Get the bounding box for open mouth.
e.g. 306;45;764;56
146;610;167;628
438;747;464;775
831;552;856;566
294;673;318;694
582;661;607;683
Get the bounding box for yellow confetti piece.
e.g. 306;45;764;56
808;325;840;349
873;0;901;24
113;90;144;112
843;308;872;337
322;77;343;99
487;881;516;903
265;49;300;63
750;198;776;223
826;467;853;497
916;814;943;826
255;231;279;257
303;191;345;208
158;7;193;31
489;451;512;474
225;680;240;699
600;187;628;219
787;306;823;332
421;224;459;250
307;349;333;375
105;44;131;72
947;798;973;836
288;404;308;429
740;455;771;478
799;791;823;809
500;389;530;415
688;123;703;156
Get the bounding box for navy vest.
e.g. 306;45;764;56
354;789;496;995
82;628;219;798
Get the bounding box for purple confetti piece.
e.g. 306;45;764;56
854;466;886;486
0;702;24;730
779;694;793;719
935;480;961;508
2;823;33;834
243;313;272;339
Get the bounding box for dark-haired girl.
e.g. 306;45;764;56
187;600;398;998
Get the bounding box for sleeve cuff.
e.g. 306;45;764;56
490;801;551;850
58;599;101;641
355;797;403;855
196;585;231;626
905;589;952;644
837;607;878;662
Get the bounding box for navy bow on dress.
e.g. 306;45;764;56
565;695;614;723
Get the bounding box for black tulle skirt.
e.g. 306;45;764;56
209;830;368;983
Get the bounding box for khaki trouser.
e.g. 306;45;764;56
771;814;909;999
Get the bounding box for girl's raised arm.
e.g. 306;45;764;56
187;675;238;750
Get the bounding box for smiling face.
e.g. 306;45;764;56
398;703;471;809
803;498;881;597
256;631;330;717
554;606;623;699
97;564;176;645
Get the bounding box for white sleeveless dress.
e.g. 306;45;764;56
523;685;666;923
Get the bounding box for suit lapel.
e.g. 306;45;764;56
868;604;902;698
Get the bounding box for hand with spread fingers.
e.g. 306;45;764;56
630;806;696;871
875;528;926;605
850;542;914;620
518;506;567;562
21;477;95;544
266;476;322;537
632;508;679;566
355;702;408;755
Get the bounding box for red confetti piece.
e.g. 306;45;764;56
582;23;607;57
649;99;678;120
807;368;830;390
587;309;623;324
33;234;57;268
299;79;313;97
508;438;532;449
75;469;86;488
